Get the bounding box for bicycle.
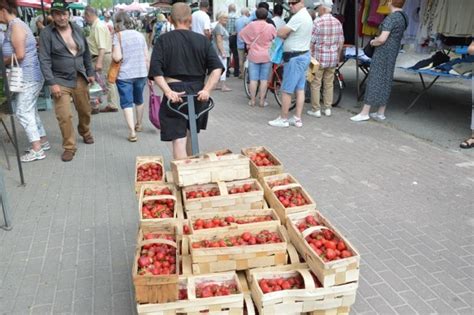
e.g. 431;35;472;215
243;61;344;110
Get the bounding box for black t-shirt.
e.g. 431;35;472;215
148;29;224;82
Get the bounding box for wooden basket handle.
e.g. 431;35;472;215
139;238;178;248
205;152;218;161
297;269;316;290
300;225;330;239
217;182;229;196
271;183;300;192
142;195;177;202
287;243;300;264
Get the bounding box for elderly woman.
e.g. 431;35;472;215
112;12;149;142
1;0;49;162
212;11;231;92
240;8;276;107
350;0;408;122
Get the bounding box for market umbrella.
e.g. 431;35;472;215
17;0;51;10
123;2;147;12
68;2;85;9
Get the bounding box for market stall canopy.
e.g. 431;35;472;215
150;0;171;10
68;2;85;9
17;0;51;9
122;2;149;12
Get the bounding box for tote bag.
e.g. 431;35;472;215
108;32;122;84
148;85;161;129
269;37;284;64
7;54;24;93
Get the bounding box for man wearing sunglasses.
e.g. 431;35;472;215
268;0;312;128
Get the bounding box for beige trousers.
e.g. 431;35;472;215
310;67;336;111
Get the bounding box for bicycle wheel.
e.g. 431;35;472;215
332;71;344;107
273;65;296;111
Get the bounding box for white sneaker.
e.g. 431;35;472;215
25;141;51;152
21;149;45;162
369;112;386;120
288;116;303;128
324;109;332;117
307;110;321;118
268;116;289;128
350;114;370;122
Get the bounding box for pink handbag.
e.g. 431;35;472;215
149;85;161;129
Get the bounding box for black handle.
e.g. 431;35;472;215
166;95;214;121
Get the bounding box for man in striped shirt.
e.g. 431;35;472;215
308;0;344;118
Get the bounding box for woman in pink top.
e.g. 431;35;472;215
240;8;276;107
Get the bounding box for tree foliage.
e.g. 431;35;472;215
89;0;113;10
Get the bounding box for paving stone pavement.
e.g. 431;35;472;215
0;76;473;315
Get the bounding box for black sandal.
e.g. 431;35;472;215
460;138;474;149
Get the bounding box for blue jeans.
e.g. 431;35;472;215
281;52;311;94
248;61;272;81
116;77;147;109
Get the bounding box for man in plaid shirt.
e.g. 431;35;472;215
308;0;344;118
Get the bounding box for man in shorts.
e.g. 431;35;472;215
149;3;223;159
268;0;312;128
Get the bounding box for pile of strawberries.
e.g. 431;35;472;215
249;152;275;167
192;215;273;230
228;183;257;194
178;288;188;300
141;198;175;219
274;188;308;208
196;282;239;298
258;275;304;293
298;215;353;262
186;187;220;199
137;162;163;182
143;187;173;196
191;230;282;248
137;236;177;276
268;177;293;188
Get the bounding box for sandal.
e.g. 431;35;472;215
135;124;143;132
248;100;255;107
259;101;268;107
128;135;138;142
460;138;474;149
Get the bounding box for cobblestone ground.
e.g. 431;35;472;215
0;76;473;315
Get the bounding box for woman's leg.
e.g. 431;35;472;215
377;105;386;116
258;63;272;106
132;78;147;131
259;80;268;106
15;82;44;152
249;81;258;106
219;56;231;91
123;108;136;137
135;104;144;127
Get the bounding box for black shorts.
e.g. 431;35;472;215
159;81;209;142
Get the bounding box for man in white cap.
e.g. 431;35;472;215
307;0;344;118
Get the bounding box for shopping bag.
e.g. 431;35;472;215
7;54;24;93
269;37;284;64
149;85;161;129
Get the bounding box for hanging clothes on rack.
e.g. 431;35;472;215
402;0;420;44
361;0;379;36
436;0;474;37
342;0;356;45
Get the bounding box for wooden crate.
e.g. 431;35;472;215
183;179;265;213
135;156;165;195
286;210;360;287
137;272;244;315
187;208;281;234
247;266;358;315
132;238;179;304
138;183;183;224
171;152;250;187
308;306;351;315
189;225;289;274
241;146;284;181
262;174;316;224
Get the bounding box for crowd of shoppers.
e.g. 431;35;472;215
2;0;470;166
